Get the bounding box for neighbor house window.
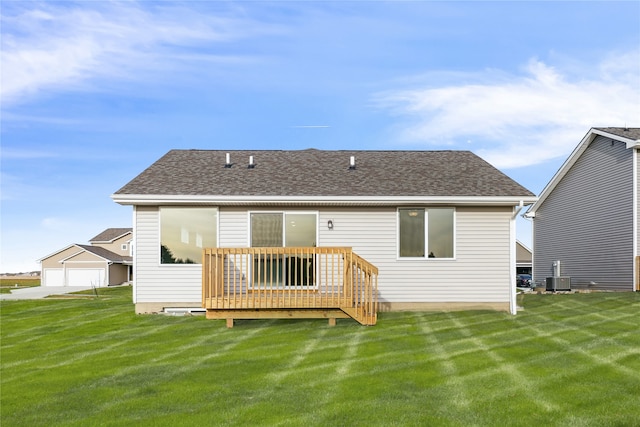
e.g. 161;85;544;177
398;208;454;259
160;207;218;264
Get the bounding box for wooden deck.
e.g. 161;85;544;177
202;247;378;326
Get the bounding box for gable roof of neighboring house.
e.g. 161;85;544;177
38;244;80;263
89;228;132;243
526;127;640;216
39;244;132;264
112;149;536;206
516;240;532;263
76;245;132;263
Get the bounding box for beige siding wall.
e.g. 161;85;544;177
134;205;512;307
109;264;129;285
93;234;132;256
64;261;106;269
64;251;105;262
41;247;83;268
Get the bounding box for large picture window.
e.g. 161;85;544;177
398;208;454;259
160;207;218;264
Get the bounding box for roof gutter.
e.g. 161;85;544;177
111;194;538;207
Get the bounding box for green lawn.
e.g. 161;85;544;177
1;287;639;426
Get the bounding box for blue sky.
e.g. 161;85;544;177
1;1;639;273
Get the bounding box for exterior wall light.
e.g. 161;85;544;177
327;220;334;230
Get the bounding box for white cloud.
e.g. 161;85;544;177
0;148;57;159
375;54;640;168
0;2;268;105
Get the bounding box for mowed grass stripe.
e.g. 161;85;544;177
1;288;639;426
85;322;271;423
419;314;471;409
447;315;559;412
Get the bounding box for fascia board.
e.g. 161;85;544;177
59;248;108;263
626;140;640;149
112;193;537;207
37;244;82;263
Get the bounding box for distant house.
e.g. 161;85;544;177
526;127;640;291
112;149;536;324
39;228;133;287
516;240;532;275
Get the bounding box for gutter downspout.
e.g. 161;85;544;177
511;200;525;220
106;261;112;287
509;201;524;315
132;206;137;304
634;148;638;291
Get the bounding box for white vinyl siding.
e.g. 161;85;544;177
134;206;203;303
319;206;511;303
133;205;513;305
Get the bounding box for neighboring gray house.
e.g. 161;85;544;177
112;149;536;320
526;127;640;291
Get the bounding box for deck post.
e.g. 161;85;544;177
328;318;336;327
226;318;234;328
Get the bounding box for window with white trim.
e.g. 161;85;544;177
398;208;454;259
250;211;317;287
160;207;218;264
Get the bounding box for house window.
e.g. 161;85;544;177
398;208;454;259
160;207;218;264
250;212;317;287
250;212;317;248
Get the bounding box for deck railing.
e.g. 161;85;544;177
202;247;378;325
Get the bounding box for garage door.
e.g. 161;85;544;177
43;269;64;286
67;269;105;287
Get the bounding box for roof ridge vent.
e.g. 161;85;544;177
225;153;232;168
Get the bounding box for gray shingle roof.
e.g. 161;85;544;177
594;127;640;141
114;150;534;198
77;245;132;263
89;228;132;242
